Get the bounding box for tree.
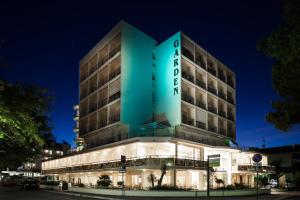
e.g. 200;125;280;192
147;173;157;188
97;175;112;187
157;164;167;188
214;176;224;188
0;80;54;170
257;0;300;131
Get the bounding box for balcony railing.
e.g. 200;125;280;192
218;110;226;118
80;73;88;82
109;91;120;103
218;91;226;100
98;120;107;128
42;156;207;174
98;57;108;68
182;47;194;61
207;67;217;76
109;45;121;58
195;59;206;69
208;104;217;114
98;77;109;88
196;121;206;129
219;128;226;135
98;98;108;108
89;85;97;94
80;91;88;100
89;65;98;76
89;124;97;132
182;93;194;104
196;100;206;110
182;71;194;83
109;114;120;124
207;84;217;95
182;115;194;126
208;125;217;133
196;79;206;89
238;165;275;173
219;73;226;82
109;68;121;80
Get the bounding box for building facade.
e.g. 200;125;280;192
42;21;273;189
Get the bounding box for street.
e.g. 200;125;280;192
1;187;300;200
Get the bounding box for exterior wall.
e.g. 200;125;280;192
120;22;157;136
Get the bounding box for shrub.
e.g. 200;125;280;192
225;185;235;190
40;181;60;186
97;175;112;188
149;184;186;191
234;182;248;190
117;181;124;187
78;183;85;187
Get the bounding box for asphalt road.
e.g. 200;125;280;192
1;186;300;200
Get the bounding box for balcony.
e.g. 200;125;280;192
182;47;194;61
208;125;217;133
207;84;217;95
219;128;226;135
42;156;207;174
196;100;206;110
218;91;226;100
182;93;194;104
89;65;98;76
227;78;235;88
109;45;121;58
89;104;97;113
109;91;120;103
98;57;108;68
227;96;235;105
89;124;97;132
208;104;217;114
98;78;109;88
98;98;108;108
109;68;121;81
227;113;235;121
89;85;97;94
80;73;88;82
195;59;206;69
98;120;107;128
182;71;194;83
207;67;217;76
196;121;206;129
182;115;194;126
109;114;120;124
196;79;206;89
218;110;226;118
219;73;226;82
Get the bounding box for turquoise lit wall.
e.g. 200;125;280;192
154;32;182;126
120;22;157;137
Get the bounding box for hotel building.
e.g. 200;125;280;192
42;21;274;189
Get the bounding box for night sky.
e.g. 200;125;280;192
1;0;298;148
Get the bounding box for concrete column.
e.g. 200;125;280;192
170;169;176;187
199;170;205;190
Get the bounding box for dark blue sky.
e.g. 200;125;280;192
1;0;299;148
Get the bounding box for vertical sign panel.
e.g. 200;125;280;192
155;32;181;127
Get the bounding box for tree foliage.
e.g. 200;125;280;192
0;80;54;170
257;0;300;131
97;175;112;187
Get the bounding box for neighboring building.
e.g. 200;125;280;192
22;140;70;177
42;21;273;189
73;104;84;151
254;144;300;187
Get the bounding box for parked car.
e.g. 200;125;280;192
22;179;39;190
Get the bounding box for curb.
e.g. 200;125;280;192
43;190;124;200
